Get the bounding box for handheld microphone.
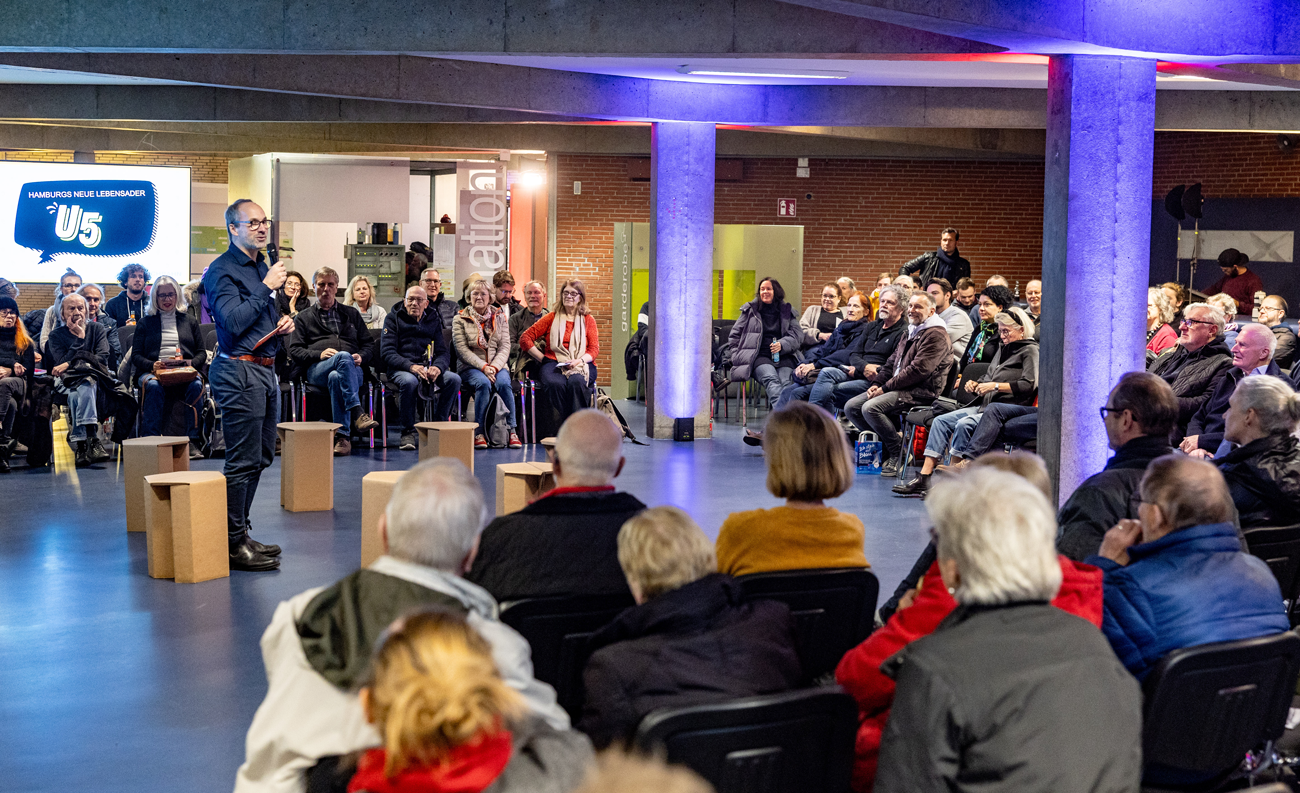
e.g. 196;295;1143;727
266;242;279;265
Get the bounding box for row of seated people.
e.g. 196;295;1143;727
235;398;1295;793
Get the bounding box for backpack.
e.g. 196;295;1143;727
483;393;513;448
594;388;649;446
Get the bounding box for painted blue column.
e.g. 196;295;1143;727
1040;55;1155;501
647;121;715;439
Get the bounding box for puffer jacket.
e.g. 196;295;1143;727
836;556;1102;793
578;573;803;750
1087;521;1290;681
804;318;869;369
870;315;952;404
1149;337;1233;433
727;300;801;383
452;305;510;374
976;337;1038;409
1217;433;1300;528
874;602;1141;793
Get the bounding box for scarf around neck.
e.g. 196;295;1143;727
468;305;497;354
548;311;589;385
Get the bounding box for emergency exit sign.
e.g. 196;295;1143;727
777;198;797;217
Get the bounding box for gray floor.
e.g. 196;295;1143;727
0;400;931;793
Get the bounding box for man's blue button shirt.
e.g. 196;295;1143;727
203;244;281;358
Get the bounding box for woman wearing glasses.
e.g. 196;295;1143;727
519;279;599;425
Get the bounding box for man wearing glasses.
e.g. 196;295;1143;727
1256;295;1296;370
203;199;295;572
394;267;456;331
1148;302;1233;439
381;285;462;451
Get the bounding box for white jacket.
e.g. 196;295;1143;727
233;555;569;793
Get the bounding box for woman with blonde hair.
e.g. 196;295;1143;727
520;278;599;424
345;275;388;330
1146;287;1178;356
453;279;520;449
345;608;592;793
716;401;869;576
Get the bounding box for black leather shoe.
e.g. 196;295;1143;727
88;436;111;463
247;537;282;557
74;440;91;468
229;538;280;572
892;475;930;496
742;429;763;447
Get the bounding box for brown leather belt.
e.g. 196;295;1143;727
231;354;275;367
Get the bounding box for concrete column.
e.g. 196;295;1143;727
1040;55;1156;502
647;121;715;440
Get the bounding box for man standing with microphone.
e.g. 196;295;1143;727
204;199;295;572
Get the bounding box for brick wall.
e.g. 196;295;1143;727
1153;131;1300;199
14;284;123;318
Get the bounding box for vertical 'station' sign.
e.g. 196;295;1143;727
455;162;508;292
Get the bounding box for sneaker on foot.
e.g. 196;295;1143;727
880;459;899;477
474;435;489;450
189;441;204;460
399;432;418;451
88;436;111;463
508;432;522;449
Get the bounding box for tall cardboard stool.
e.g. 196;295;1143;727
496;462;556;516
277;422;341;512
361;470;406;568
123;436;190;533
415;421;479;472
540;436;557;462
143;471;229;583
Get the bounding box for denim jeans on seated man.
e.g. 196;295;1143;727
390;368;462;431
55;379;98;441
962;403;1037;459
306;352;363;435
775;366;855;411
463;367;516;436
922;405;982;462
137;372;203;439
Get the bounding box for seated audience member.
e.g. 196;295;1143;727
0;296;34;473
774;290;870;411
342;274;387;330
1215;375;1300;527
40;268;82;349
1146;287;1179;356
0;278;17;301
131;276;207;458
837;276;857;298
891;274;915;290
1088;455;1289;683
492;270;523;317
1258;295;1297;370
717;402;868;576
924;277;973;362
454;279;521;450
381;286;462;451
1057;372;1177;561
725;278;801;415
952;276;978;313
1206;292;1240;348
235;459;568;793
334;609;591;793
288;266;379;457
894;307;1038;496
959;284;1015;368
799;282;844;346
840;453;1104;792
457;274;483;309
520;279;600;427
1181;323;1280;456
508;280;548;378
47;293;113;467
1024;278;1041;321
842;291;953;476
579;506;802;749
867;272;892;317
874;468;1141;793
466;410;645;601
105;263;149;327
1207;247;1265;314
1149;301;1232;438
571;751;713;793
77;282;122;370
276;271;312;317
899;228;970;286
1161;281;1188;324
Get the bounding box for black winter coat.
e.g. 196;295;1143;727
288;302;377;370
976;338;1038;408
1149;337;1233;435
1057;435;1172;561
380;304;450;375
1186;362;1283;451
47;323;111;370
898;248;971;286
130;312;208;376
875;602;1142;793
465;491;647;602
578;574;803;749
1217;433;1300;528
727;300;801;383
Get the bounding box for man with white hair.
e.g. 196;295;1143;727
235;458;567;793
1180;322;1282;457
1149;302;1233;439
467;409;646;601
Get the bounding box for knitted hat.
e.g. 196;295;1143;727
0;295;18;315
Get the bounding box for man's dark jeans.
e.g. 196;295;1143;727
390;369;461;431
209;356;278;543
962;403;1037;458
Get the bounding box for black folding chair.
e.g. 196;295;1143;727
1244;525;1300;626
499;593;635;722
1142;632;1300;790
634;687;857;793
736;568;878;680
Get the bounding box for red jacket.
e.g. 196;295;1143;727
834;556;1103;792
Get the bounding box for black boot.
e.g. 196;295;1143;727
230;536;280;572
247;537;282;557
892;474;931;496
87;434;110;463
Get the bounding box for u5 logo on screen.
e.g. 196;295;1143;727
14;180;158;263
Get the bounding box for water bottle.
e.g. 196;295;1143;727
856;431;883;475
772;344;780;364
